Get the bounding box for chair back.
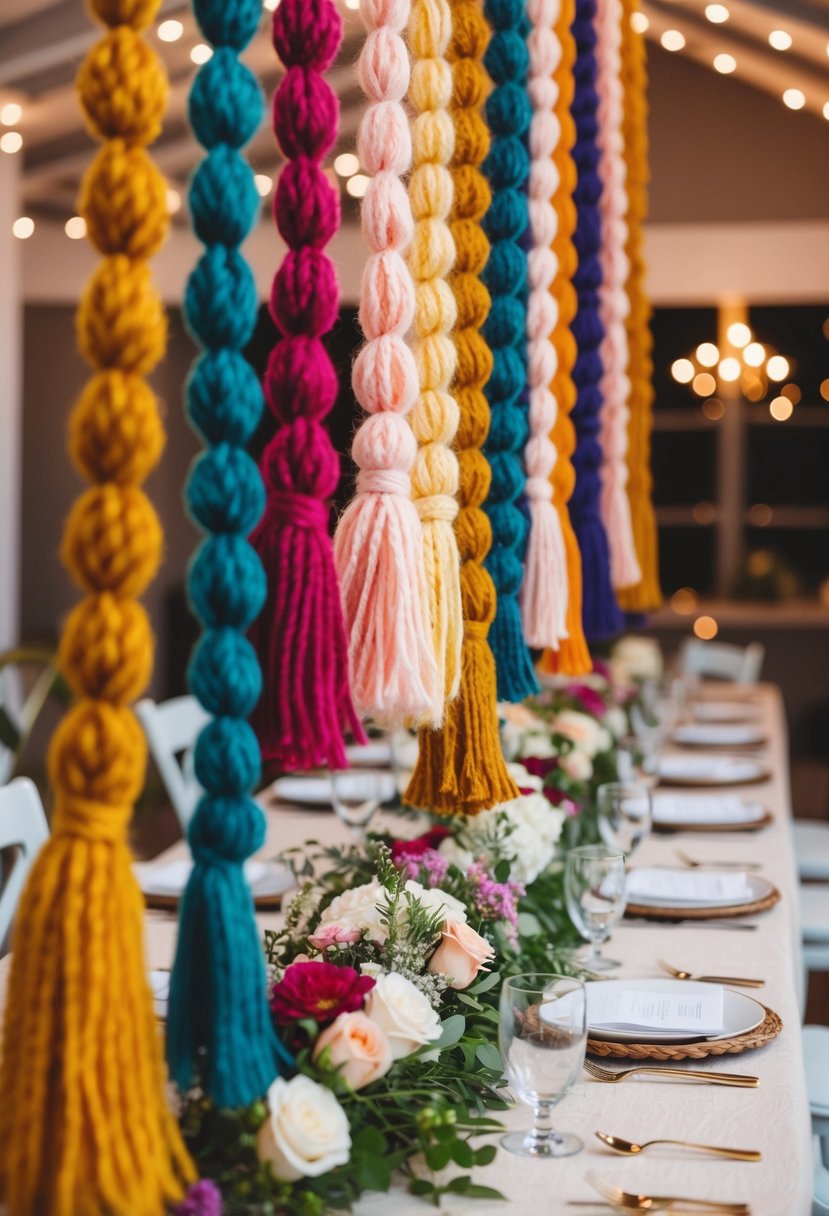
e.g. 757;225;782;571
135;696;210;832
0;778;50;951
680;639;765;684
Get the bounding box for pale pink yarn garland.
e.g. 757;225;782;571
595;0;640;589
521;0;569;649
333;0;438;724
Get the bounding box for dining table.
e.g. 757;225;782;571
0;683;813;1214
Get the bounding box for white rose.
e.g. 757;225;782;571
554;709;609;758
603;706;628;740
437;836;474;873
507;761;544;792
319;879;388;942
403;880;468;926
611;636;663;684
520;730;557;760
500;793;564;884
561;749;593;782
364;971;442;1059
257;1075;351;1182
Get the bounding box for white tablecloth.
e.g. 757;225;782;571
0;685;813;1214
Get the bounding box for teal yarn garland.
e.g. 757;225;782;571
167;0;290;1107
481;0;539;704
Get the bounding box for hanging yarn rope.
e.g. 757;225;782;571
167;0;289;1108
333;0;439;725
542;0;592;675
521;0;568;649
248;0;364;770
569;0;624;641
595;0;641;589
406;0;464;715
617;0;661;612
405;0;520;815
481;0;539;702
0;3;194;1212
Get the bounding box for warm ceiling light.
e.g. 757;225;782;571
0;102;22;126
65;215;87;239
783;88;806;110
346;173;370;199
12;216;34;239
743;342;765;367
769;396;793;421
718;357;741;382
696;342;719;367
660;29;685;52
768;30;792;51
254;174;272;197
166;188;182;214
0;131;22;153
671;358;694;383
334;152;360;178
714;53;736;74
190;44;212;64
630;11;649;34
705;4;729;23
727;322;751;347
692;372;717;397
702;397;725;420
671;587;698;614
157;19;184;41
766;354;789;380
693;615;719;640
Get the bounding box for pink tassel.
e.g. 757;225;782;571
521;0;569;649
333;0;438;725
596;0;641;589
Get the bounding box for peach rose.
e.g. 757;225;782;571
312;1011;393;1090
427;920;495;990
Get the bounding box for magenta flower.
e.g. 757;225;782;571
174;1181;222;1216
567;682;607;717
270;961;375;1026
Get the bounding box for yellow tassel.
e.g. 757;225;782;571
542;0;592;677
0;2;194;1212
616;0;661;612
406;0;519;816
407;0;464;720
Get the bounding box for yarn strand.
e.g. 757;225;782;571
0;2;193;1212
167;0;289;1108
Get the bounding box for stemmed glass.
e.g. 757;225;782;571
498;974;586;1159
597;782;653;858
564;846;627;971
329;768;395;844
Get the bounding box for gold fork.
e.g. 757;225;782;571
657;959;765;988
586;1172;750;1213
676;849;762;872
584;1059;759;1087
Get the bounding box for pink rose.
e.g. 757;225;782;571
307;923;362;951
313;1011;393;1090
427;920;495;990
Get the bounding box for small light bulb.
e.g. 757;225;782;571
166;188;182;214
727;322;751;348
254;174;272;197
768;30;792;51
12;216;34;239
0;131;23;154
334;152;360;178
190;44;213;64
157;19;184;42
766;355;789;381
630;11;648;33
65;216;87;239
264;0;280;8
693;615;719;640
714;53;736;74
692;372;717;397
671;358;695;384
823;102;829;121
661;29;685;52
344;0;360;8
718;357;741;382
783;88;806;110
346;173;370;199
0;102;22;126
705;4;729;23
769;397;793;421
696;342;719;367
743;342;765;367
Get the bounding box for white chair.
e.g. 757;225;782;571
800;884;829;1008
795;822;829;881
680;639;765;684
0;778;50;953
801;1025;829;1214
135;696;210;832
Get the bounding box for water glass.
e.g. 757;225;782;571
597;782;652;858
564;845;627;971
329;768;395;842
498;974;586;1159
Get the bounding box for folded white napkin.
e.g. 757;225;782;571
135;858;268;896
627;867;751;904
658;754;757;780
653;794;764;825
675;724;762;745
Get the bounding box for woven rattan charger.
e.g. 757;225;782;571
142;891;285;913
625;883;780;921
587;1005;782;1061
652;810;773;834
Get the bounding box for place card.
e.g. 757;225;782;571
627;867;751;904
583;983;725;1035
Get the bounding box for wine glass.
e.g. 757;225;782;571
597;782;652;858
329;769;395;843
564;846;627;971
498;974;586;1159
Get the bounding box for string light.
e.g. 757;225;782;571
157;19;184;41
671;587;698;614
743;342;765;367
718;357;741;382
781;384;801;404
12;217;34;239
333;152;359;178
823;102;829;121
727;322;751;347
783;88;806;110
0;103;22;126
630;11;648;34
705;4;729;23
344;0;360;8
661;29;685;52
749;503;772;526
768;30;792;51
254;175;272;197
693;615;719;640
65;216;86;239
0;131;22;153
702;398;725;420
191;44;212;64
692;372;717;397
820;378;829;402
713;53;736;74
670;358;694;383
696;342;719;367
766;355;789;380
769;396;793;421
166;188;182;214
346;174;369;199
264;0;280;9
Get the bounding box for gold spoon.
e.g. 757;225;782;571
658;959;765;988
596;1131;761;1162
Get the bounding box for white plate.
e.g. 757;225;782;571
627;868;774;910
657;754;769;786
270;775;334;805
585;979;766;1044
134;858;294;900
693;701;761;724
673;723;767;748
652;793;767;828
346;741;393;766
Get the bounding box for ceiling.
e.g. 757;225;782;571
0;0;826;229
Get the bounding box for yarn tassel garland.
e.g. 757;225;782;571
333;0;439;725
405;0;520;815
521;0;569;649
569;0;624;641
0;3;194;1212
248;0;364;770
406;0;464;715
617;0;661;611
167;0;288;1108
595;0;640;589
481;0;539;703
